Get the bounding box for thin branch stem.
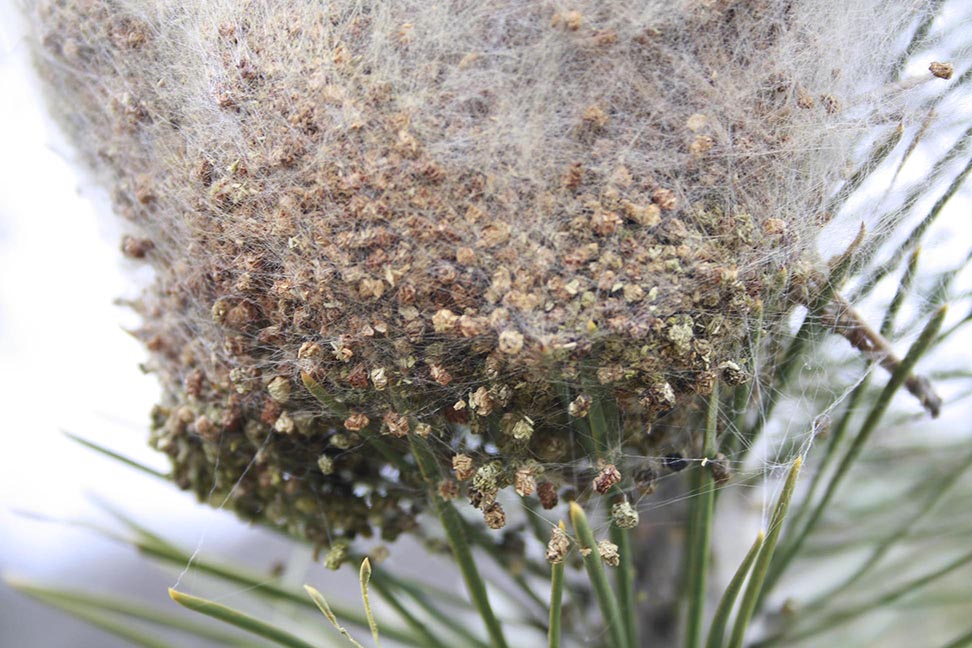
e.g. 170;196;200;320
821;294;941;417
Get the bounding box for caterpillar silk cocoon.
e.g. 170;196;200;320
32;0;923;545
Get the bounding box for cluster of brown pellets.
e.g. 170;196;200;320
30;0;909;552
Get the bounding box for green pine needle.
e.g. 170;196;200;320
364;572;459;648
569;501;629;648
359;558;382;648
686;383;720;648
408;433;510;648
727;456;802;648
705;531;765;648
548;521;567;648
63;432;170;481
941;626;972;648
4;578;256;646
304;584;367;648
764;304;948;597
300;371;349;417
169;589;318;648
771;548;972;646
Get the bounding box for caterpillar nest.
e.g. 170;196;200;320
31;0;919;548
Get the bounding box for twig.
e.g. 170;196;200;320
821;293;942;417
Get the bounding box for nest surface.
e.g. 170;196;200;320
33;0;909;545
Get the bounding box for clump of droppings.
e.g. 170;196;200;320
593;463;622;494
317;454;334;475
546;525;571;564
473;462;505;495
611;500;640;529
538;482;560;510
29;0;924;547
514;462;541;497
453;454;475;482
568;394;593;418
929;61;954;80
323;539;350;571
482;501;507;530
597;540;620;567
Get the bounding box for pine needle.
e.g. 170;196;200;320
304;585;367;648
727;457;802;648
548;521;567;648
569;501;628;648
705;531;765;648
169;589;317;648
359;558;381;648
